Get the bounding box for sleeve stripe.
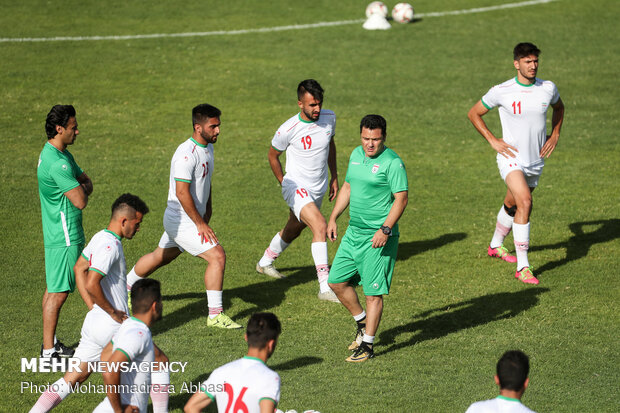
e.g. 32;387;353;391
481;98;492;110
81;252;88;260
89;267;107;277
202;389;215;401
116;348;130;362
259;397;277;404
174;178;192;183
271;145;284;153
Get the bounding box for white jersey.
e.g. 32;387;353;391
482;77;560;167
81;229;128;314
166;138;214;224
201;356;281;413
111;317;154;413
465;396;537;413
272;110;336;193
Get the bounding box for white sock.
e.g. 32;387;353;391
30;378;71;412
150;370;170;413
206;290;223;319
311;242;330;293
41;348;55;357
126;267;143;291
513;222;530;270
259;233;290;267
362;334;375;344
353;311;366;322
490;206;514;248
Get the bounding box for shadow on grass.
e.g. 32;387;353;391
531;218;619;276
397;232;467;261
153;265;315;335
378;287;549;356
167;356;322;411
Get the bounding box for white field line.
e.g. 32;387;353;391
0;0;557;43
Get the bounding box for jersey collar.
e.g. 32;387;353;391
104;229;121;240
497;395;521;403
130;316;147;325
297;113;315;124
190;137;208;148
243;356;266;365
515;76;535;87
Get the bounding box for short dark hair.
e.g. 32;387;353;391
192;104;221;126
111;193;149;219
45;105;76;140
497;350;530;391
360;114;387;138
297;79;324;102
513;42;540;60
246;312;281;349
131;278;161;314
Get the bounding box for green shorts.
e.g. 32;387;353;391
328;226;398;296
44;243;84;293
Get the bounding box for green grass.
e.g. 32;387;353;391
1;0;619;411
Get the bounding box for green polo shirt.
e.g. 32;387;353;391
345;145;408;235
37;142;85;248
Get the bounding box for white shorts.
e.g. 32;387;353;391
158;209;218;256
281;177;325;221
497;155;544;188
73;306;121;362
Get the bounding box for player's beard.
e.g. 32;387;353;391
303;108;320;122
201;130;218;144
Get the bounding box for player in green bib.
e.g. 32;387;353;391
37;105;93;358
327;114;408;362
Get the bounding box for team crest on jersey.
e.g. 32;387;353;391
62;164;68;170
105;245;112;251
371;164;380;174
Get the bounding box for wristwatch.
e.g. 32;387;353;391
380;225;392;235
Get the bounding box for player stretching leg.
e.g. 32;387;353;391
126;104;241;329
468;42;564;284
30;195;170;413
256;79;340;302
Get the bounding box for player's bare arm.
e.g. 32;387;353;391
203;186;213;225
327;181;351;242
85;271;127;323
102;350;138;413
77;172;93;195
64;184;88;209
176;180;218;245
268;146;285;184
540;97;565;158
183;390;212;413
371;190;408;248
468;100;518;158
328;137;339;201
259;399;276;413
74;255;94;310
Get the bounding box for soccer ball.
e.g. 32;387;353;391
365;1;388;18
392;2;415;23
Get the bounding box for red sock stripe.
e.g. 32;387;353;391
265;247;280;260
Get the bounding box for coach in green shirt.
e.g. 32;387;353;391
327;114;408;363
37;104;92;358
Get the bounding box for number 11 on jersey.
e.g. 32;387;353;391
512;101;522;115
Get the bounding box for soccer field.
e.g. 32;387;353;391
1;0;619;411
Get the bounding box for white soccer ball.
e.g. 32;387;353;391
365;1;388;18
392;2;415;23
